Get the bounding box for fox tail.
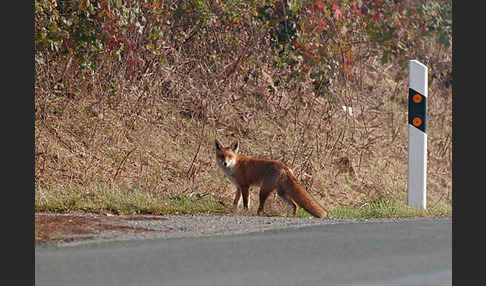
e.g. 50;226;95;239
280;175;328;218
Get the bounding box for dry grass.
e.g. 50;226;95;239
34;36;451;218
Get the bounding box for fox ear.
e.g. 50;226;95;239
214;139;222;151
231;141;239;153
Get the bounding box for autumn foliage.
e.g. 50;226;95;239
35;0;452;213
35;0;451;89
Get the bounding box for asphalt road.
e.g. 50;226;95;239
35;217;451;286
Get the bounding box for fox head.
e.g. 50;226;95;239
214;139;239;169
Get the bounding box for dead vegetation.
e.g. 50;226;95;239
34;2;451;216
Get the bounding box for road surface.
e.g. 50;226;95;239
35;216;451;286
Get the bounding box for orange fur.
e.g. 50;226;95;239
215;139;327;218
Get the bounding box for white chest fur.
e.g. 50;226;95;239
217;159;239;187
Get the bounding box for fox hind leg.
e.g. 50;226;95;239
257;187;276;216
277;187;299;216
257;175;281;216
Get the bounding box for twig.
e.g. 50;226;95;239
430;190;448;210
186;123;205;179
113;147;137;183
291;107;313;168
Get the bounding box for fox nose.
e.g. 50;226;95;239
223;161;228;167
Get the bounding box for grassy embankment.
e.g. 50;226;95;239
35;2;451;219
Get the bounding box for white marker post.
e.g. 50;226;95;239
408;60;428;209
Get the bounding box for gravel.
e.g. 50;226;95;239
36;213;450;249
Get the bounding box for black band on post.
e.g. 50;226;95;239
408;88;427;133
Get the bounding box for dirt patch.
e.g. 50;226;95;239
35;214;166;245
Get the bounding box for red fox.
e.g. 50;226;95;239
214;139;328;218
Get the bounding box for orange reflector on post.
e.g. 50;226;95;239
412;117;422;127
412;93;423;103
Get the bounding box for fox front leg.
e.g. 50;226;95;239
233;188;242;210
241;186;250;210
